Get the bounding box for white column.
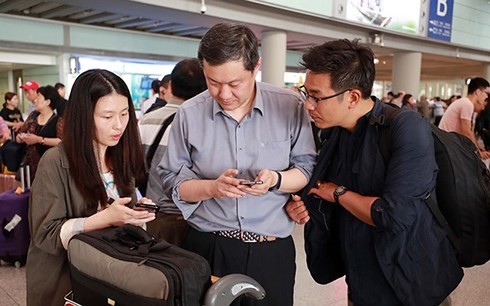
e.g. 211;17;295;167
261;30;287;87
484;64;490;82
7;70;14;91
391;52;422;96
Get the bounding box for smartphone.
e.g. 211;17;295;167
134;203;160;213
239;180;264;186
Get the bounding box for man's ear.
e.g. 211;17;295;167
347;89;361;109
253;58;262;76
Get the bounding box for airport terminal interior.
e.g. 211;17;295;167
1;0;490;305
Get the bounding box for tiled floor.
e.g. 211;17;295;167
1;225;489;305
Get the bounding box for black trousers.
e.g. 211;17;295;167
184;228;296;306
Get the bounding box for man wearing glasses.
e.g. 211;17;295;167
287;39;463;305
438;77;490;159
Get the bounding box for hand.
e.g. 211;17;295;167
21;133;41;145
308;181;336;203
213;169;246;199
285;194;310;224
237;169;276;196
479;150;490;160
1;133;11;142
102;197;155;227
13;122;23;132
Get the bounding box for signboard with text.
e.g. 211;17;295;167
428;0;454;41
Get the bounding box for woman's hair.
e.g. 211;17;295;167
37;85;60;110
63;69;145;210
4;92;16;108
401;94;413;107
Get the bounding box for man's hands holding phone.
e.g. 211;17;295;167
212;168;278;198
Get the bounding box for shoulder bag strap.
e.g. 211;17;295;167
145;112;176;167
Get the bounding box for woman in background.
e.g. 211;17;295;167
1;92;24;132
26;69;155;306
15;85;63;181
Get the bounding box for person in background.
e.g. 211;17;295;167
417;94;431;120
286;38;463;306
145;75;172;114
401;93;416;111
20;80;40;113
438;77;490;159
53;82;68;116
54;82;66;98
26;69;156;306
139;58;207;246
159;23;316;306
140;79;161;115
432;96;447;126
1;92;24;132
15;85;63;182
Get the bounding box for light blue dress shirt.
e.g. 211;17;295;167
158;82;316;237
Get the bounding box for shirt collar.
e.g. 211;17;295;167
211;82;265;120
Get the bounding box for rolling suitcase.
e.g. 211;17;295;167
66;225;266;306
0;166;30;267
0;173;16;193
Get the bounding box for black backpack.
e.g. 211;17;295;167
377;106;490;267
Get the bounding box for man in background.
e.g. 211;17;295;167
139;58;207;246
439;77;490;159
20;80;39;113
145;75;173;114
140;79;160;116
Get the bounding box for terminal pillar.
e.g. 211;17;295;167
391;52;422;96
484;64;490;82
261;30;287;87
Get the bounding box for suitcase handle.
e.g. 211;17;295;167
104;225;172;255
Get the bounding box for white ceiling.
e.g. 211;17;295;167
0;0;487;80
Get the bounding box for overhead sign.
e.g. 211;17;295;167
345;0;421;35
427;0;454;41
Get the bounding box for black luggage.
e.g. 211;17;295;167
68;224;211;306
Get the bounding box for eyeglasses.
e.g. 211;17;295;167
297;85;351;105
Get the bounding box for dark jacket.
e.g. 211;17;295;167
304;99;463;306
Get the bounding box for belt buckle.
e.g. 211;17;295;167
240;231;259;243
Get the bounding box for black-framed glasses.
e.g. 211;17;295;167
297;85;351;105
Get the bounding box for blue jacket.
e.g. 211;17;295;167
304;99;463;306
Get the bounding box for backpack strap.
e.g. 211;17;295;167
370;104;402;163
145;112;176;167
425;193;459;249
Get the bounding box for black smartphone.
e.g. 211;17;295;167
134;203;160;213
239;180;264;185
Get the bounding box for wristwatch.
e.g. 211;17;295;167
333;185;347;203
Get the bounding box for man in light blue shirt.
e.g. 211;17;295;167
158;23;316;306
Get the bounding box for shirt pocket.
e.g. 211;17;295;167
258;140;290;170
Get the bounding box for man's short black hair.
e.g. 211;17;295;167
301;39;375;99
151;79;161;93
171;58;207;100
54;82;65;90
160;75;171;88
468;77;490;94
198;23;259;72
